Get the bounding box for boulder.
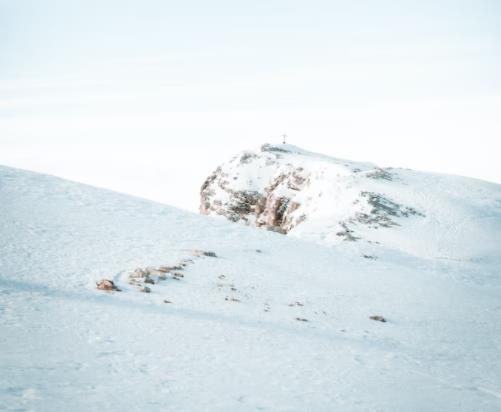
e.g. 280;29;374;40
96;279;120;292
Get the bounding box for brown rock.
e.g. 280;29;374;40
146;268;166;276
96;279;120;292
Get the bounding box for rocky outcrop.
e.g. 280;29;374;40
96;279;120;292
200;143;425;244
200;144;311;234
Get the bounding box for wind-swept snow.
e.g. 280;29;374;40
1;165;501;411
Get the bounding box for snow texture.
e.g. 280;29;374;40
1;159;501;411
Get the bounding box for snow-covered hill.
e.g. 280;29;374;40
201;143;501;261
1;164;501;411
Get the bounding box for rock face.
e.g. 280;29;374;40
200;144;316;234
200;143;426;244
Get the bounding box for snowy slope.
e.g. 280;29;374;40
1;165;501;411
201;143;501;261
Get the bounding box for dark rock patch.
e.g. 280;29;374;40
96;279;121;292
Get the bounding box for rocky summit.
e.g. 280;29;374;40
200;143;501;261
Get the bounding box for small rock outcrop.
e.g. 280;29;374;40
124;252;215;294
96;279;120;292
200;144;312;234
191;250;217;258
369;315;387;323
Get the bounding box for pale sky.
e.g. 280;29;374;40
1;0;500;211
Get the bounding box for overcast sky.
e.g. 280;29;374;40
1;0;500;211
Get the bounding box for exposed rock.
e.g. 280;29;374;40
362;191;424;218
200;144;313;234
200;143;425;243
140;286;151;293
159;265;183;272
130;268;147;279
336;223;360;242
369;315;387;323
191;250;217;258
366;168;394;181
128;261;189;286
96;279;120;292
261;143;289;153
145;268;167;276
